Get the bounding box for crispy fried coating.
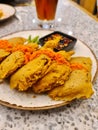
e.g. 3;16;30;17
49;57;93;101
0;37;26;62
32;62;71;93
43;35;61;50
8;37;26;46
70;57;92;72
0;51;25;79
10;54;51;91
43;40;58;49
0;49;10;62
25;43;39;51
57;50;75;61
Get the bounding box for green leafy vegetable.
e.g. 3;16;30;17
27;35;39;43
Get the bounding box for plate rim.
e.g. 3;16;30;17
0;29;98;111
0;99;70;111
0;3;16;22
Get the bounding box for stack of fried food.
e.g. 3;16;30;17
0;37;94;103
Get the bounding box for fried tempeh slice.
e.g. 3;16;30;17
32;62;71;93
10;54;51;91
57;50;75;61
49;57;94;101
0;49;10;62
0;37;26;62
0;51;25;79
25;43;39;51
7;37;26;46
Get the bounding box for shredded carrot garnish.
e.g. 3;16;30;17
0;40;89;70
0;39;70;65
70;63;88;71
24;52;32;64
54;53;70;65
12;44;36;64
30;49;70;65
12;44;34;53
0;40;12;52
0;39;35;64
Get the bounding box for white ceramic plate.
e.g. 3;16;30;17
0;4;15;22
0;30;98;110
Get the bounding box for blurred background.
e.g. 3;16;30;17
0;0;33;6
72;0;97;15
0;0;98;18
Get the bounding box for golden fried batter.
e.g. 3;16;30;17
0;49;10;62
49;57;93;101
10;54;51;91
8;37;26;46
25;43;39;51
43;36;61;49
33;62;71;93
57;50;75;61
0;37;26;62
0;51;25;79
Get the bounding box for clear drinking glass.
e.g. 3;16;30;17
35;0;58;29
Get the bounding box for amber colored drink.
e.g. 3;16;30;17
35;0;58;21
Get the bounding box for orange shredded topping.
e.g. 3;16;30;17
0;40;12;52
12;44;34;53
12;44;37;64
30;49;70;65
0;40;35;64
70;63;88;71
24;52;32;64
0;39;89;70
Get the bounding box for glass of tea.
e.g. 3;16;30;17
35;0;58;29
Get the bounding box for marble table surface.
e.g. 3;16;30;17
0;0;98;130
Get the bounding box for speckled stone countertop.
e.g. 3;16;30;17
0;0;98;130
